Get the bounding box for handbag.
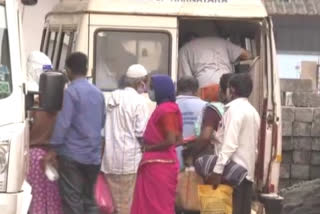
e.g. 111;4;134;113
198;184;233;214
95;173;115;214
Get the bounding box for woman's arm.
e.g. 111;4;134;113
30;111;57;146
143;131;179;152
189;107;221;156
189;126;215;156
142;112;182;152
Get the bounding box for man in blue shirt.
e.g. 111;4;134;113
176;77;207;169
51;52;105;214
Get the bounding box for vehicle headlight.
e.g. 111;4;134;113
0;140;10;192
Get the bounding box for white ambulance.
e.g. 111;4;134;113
42;0;282;197
41;0;282;194
0;0;283;213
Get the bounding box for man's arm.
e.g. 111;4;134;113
226;40;252;63
213;109;242;174
208;109;242;188
135;101;149;142
239;49;252;61
50;89;75;146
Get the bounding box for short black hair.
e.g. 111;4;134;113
219;73;234;94
229;73;253;98
65;52;88;75
177;77;199;94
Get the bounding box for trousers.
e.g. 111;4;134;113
232;179;253;214
105;174;137;214
58;156;100;214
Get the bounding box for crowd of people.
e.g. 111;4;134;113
26;34;260;214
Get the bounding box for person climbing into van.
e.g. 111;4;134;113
50;52;105;214
175;77;207;169
26;51;63;214
101;64;149;214
130;74;182;214
209;73;260;214
178;35;251;102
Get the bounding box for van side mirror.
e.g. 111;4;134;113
21;0;37;6
26;71;65;112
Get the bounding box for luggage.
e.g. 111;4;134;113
198;184;233;214
176;167;204;211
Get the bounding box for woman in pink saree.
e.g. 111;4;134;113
130;74;183;214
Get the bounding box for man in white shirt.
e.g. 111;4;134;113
210;73;260;214
178;36;250;102
176;77;207;169
101;64;149;214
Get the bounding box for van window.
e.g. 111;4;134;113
41;29;75;70
40;28;47;53
0;5;12;99
56;31;75;70
46;31;58;61
94;30;170;91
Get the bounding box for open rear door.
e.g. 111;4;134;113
255;18;282;194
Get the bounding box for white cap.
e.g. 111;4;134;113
126;64;148;78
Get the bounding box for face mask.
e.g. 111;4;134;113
148;89;156;101
137;81;146;94
226;88;232;102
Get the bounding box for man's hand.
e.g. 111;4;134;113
206;172;222;189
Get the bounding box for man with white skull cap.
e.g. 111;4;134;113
126;64;148;78
101;64;149;214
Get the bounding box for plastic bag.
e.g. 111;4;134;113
176;167;204;211
198;184;233;214
95;173;115;214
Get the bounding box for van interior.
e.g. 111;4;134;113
178;18;265;114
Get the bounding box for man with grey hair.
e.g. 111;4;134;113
101;64;149;214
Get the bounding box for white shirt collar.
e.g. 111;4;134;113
124;87;138;94
226;97;249;107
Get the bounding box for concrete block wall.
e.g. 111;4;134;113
280;79;320;189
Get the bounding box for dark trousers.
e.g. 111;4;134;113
58;156;100;214
233;179;253;214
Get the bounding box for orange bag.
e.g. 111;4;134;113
176;167;203;211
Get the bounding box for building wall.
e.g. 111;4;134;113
21;0;60;57
280;79;320;188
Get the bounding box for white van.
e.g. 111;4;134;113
0;1;66;213
0;0;38;213
41;0;282;201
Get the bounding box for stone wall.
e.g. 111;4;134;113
280;79;320;188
